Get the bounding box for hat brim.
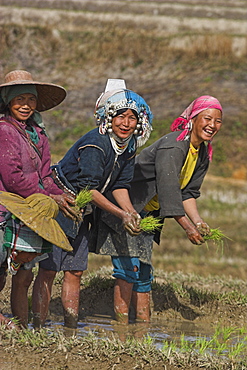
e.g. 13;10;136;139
0;81;66;112
0;192;72;252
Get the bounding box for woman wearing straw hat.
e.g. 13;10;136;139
0;70;77;327
0;192;72;329
33;79;153;329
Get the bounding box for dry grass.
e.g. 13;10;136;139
186;35;234;59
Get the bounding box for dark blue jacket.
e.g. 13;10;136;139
53;128;137;238
54;128;136;194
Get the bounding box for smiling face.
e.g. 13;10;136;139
190;108;222;148
9;93;37;122
111;109;138;140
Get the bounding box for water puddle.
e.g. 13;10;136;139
42;315;215;350
36;315;247;360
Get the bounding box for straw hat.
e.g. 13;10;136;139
0;70;66;111
0;191;72;252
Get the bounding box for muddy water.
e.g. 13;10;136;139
43;316;209;347
39;315;240;352
37;176;247;349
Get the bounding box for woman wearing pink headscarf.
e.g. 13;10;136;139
91;95;223;324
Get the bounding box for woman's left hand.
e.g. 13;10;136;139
122;212;141;236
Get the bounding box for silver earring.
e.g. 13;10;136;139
188;119;193;131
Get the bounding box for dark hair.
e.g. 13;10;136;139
0;103;9;115
115;108;138;120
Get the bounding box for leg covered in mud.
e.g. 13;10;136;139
11;268;34;328
33;223;88;328
131;291;151;322
62;270;83;328
131;262;153;322
114;278;133;324
32;267;57;328
112;256;153;323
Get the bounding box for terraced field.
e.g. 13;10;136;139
0;2;247;369
1;0;246;179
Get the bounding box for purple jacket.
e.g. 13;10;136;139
0;117;62;221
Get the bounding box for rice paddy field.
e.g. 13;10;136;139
0;0;247;368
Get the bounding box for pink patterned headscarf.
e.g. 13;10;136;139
170;95;222;161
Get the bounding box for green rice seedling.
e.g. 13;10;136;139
228;335;247;359
73;188;92;222
204;228;232;250
194;336;211;355
140;216;163;233
75;188;92;209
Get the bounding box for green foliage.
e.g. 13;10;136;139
230;120;244;139
162;326;247;364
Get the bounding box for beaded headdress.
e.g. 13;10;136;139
95;79;153;147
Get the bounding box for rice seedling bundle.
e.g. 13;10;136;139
75;188;92;209
140;216;163;233
204;228;231;249
73;188;92;221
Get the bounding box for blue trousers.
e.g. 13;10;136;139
111;256;153;293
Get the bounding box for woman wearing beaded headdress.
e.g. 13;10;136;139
32;79;153;329
92;95;223;324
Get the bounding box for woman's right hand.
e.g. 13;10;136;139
186;226;205;245
174;215;205;245
50;193;78;221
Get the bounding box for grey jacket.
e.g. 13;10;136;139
129;131;209;216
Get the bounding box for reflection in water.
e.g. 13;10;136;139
42;315;214;350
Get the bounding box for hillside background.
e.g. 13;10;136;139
0;0;246;179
